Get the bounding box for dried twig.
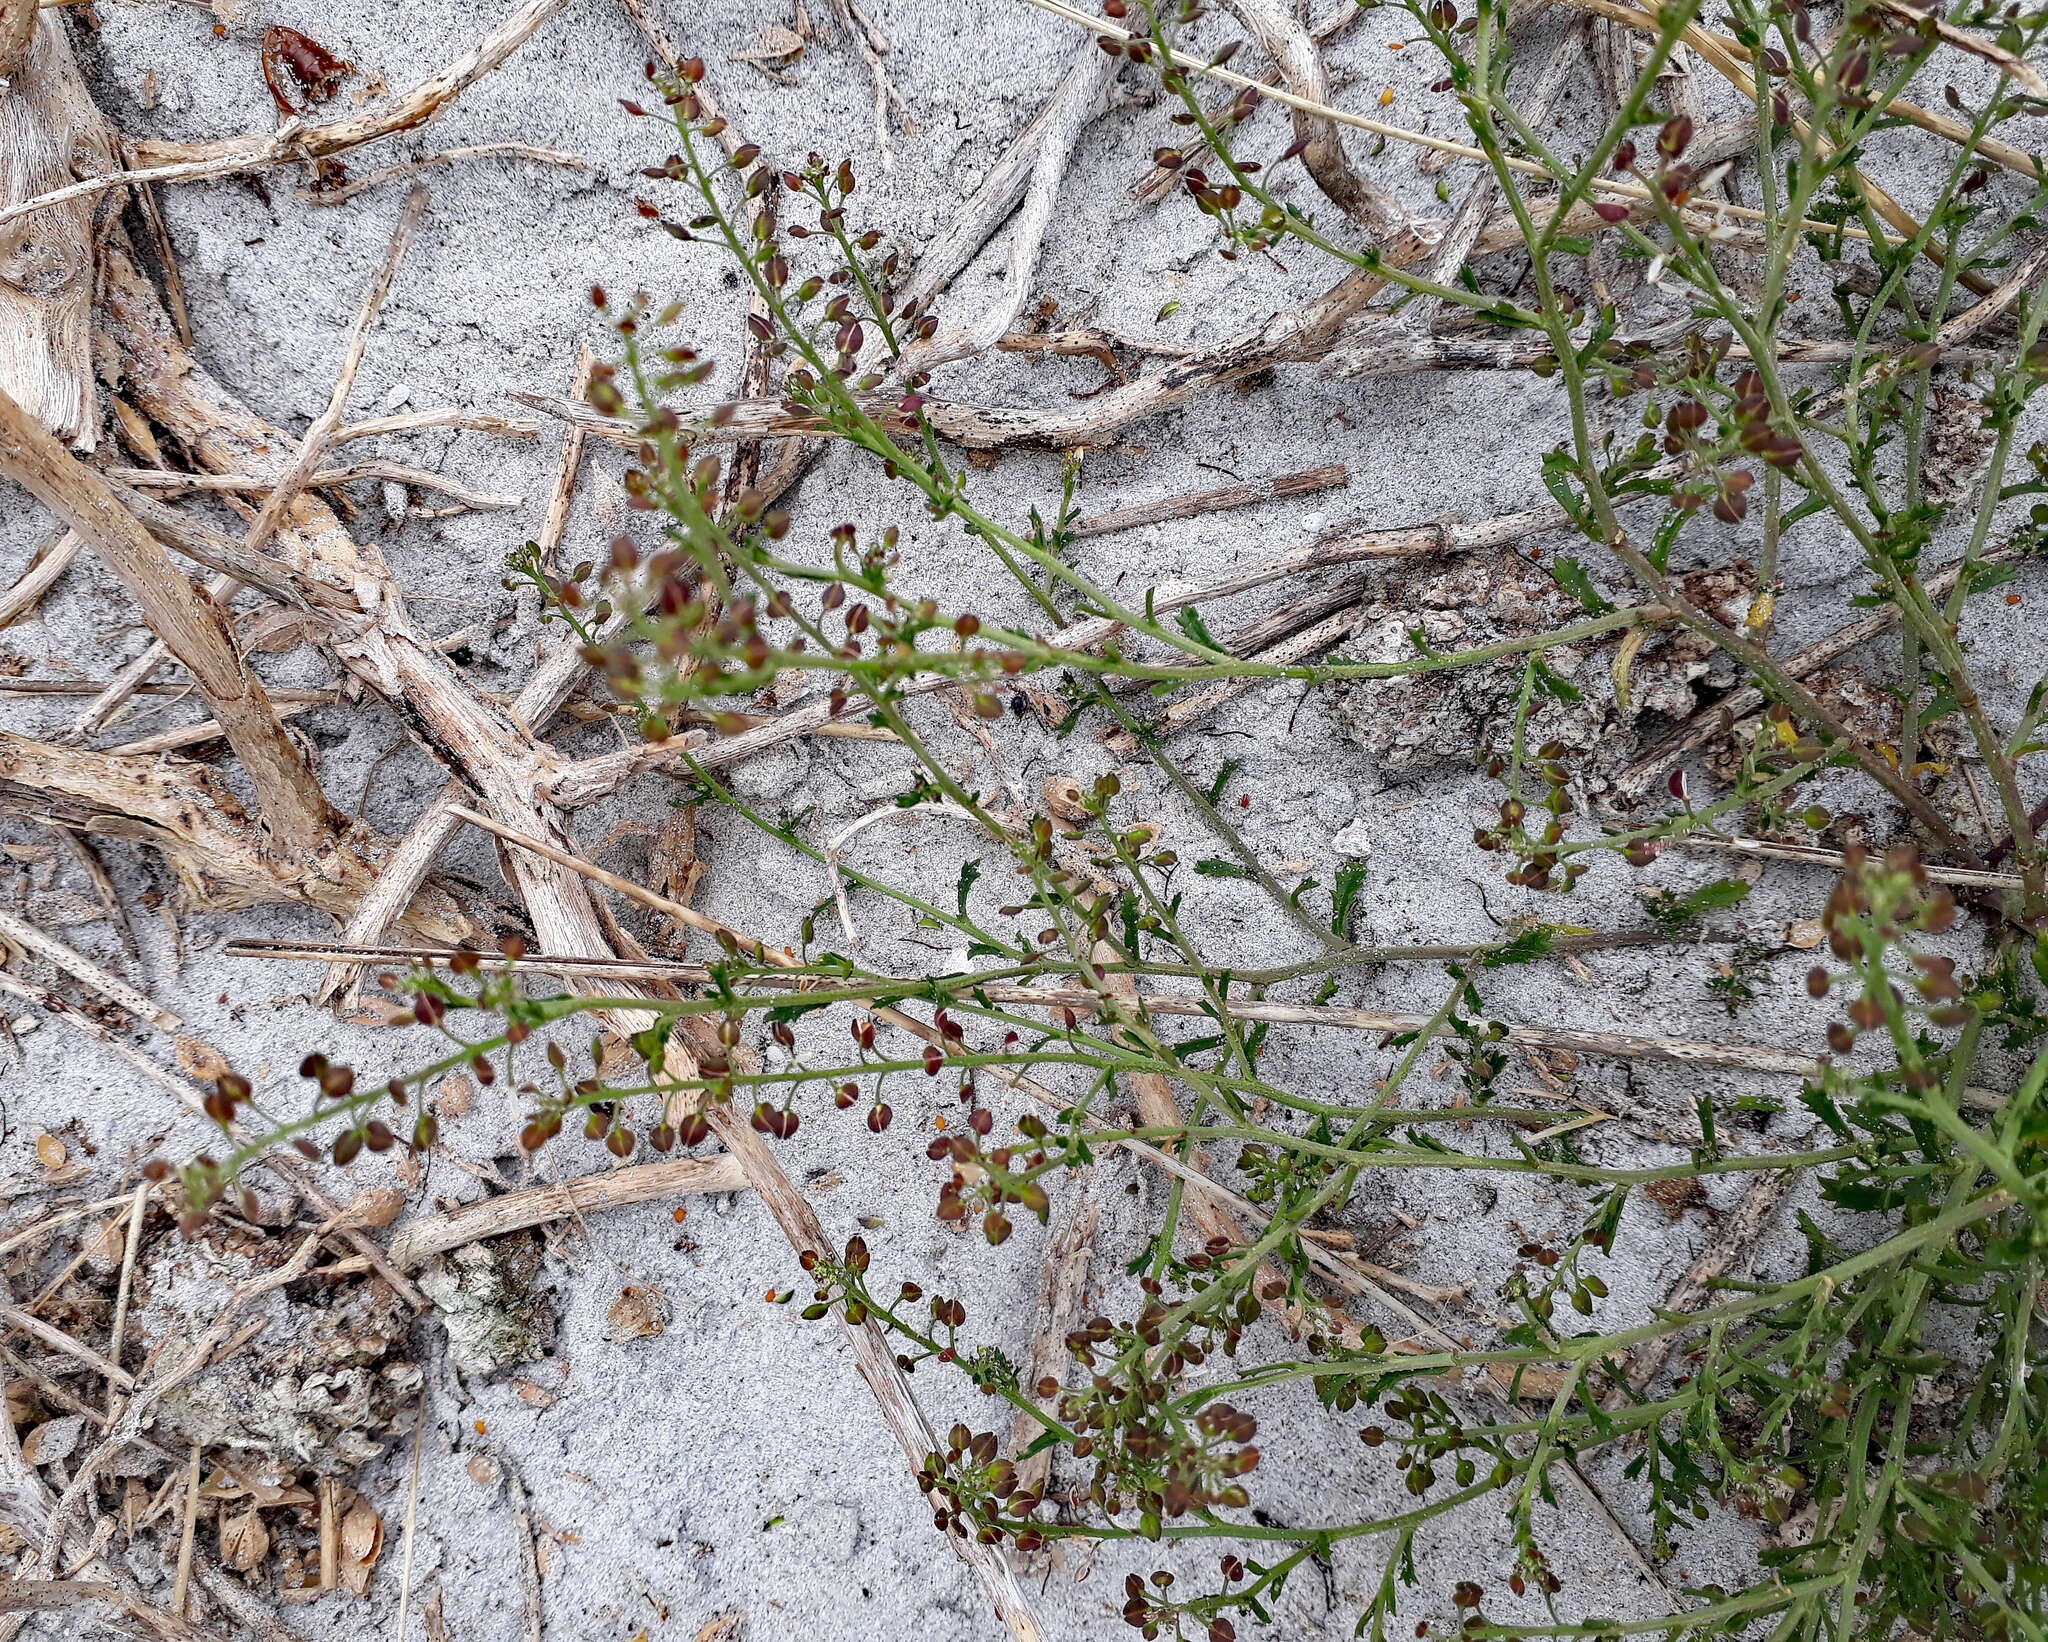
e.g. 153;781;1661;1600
113;461;522;513
0;389;334;847
0;1304;133;1389
0;903;177;1027
103;1181;149;1418
393;1393;428;1642
1218;0;1399;231
0;528;81;628
169;1444;200;1619
241;185;429;558
1008;1191;1097;1500
1673;834;2025;890
1072;463;1347;538
537;344;598;571
389;1155;751;1269
1130;1;1361;201
904;39;1115;369
299;141;588;205
0;0;574;232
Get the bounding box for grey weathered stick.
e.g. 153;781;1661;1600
1073;464;1348;538
299;141;587;206
537;344;597;568
1612;1167;1799;1397
1674;834;2025;890
1008;1191;1098;1500
1219;0;1399;231
0;0;573;231
1131;1;1361;202
901;38;1116;370
0;1304;133;1389
0;904;178;1027
61;569;238;743
389;1155;751;1268
113;461;521;511
241;185;429;558
0;387;333;847
0;528;80;627
0;14;114;447
311;337;616;1008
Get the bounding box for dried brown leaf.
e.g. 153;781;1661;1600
20;1415;83;1468
220;1502;270;1573
340;1499;382;1596
606;1284;668;1342
436;1073;474;1119
349;1185;405;1228
176;1036;233;1081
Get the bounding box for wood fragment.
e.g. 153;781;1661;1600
1130;2;1361;201
1072;464;1347;538
0;1304;133;1390
0;0;574;233
0;14;114;447
0;903;176;1027
0;735;476;942
102;1181;148;1419
317;1478;339;1593
0;528;81;628
1008;1192;1097;1500
170;1444;200;1618
112;460;522;512
50;824;140;964
1219;0;1399;231
1674;834;2023;890
389;1155;751;1269
905;39;1115;369
0;390;334;847
392;1394;427;1642
537;344;597;570
299;141;588;205
241;185;429;559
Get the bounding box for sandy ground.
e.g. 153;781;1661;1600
1;2;2043;1640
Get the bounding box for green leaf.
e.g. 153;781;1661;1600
1175;604;1224;652
955;858;982;918
1194;857;1254;880
1549;555;1615;615
1648;506;1687;573
1207;757;1244;807
1331;859;1369;938
1483;924;1557;967
1156;299;1182;322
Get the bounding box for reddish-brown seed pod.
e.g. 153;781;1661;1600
868;1104;893;1132
1807;967;1830;998
923;1046;943;1075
